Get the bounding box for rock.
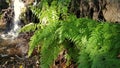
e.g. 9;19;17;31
6;42;28;57
22;0;35;5
70;0;120;23
1;7;14;33
0;19;6;30
0;37;29;57
0;0;9;12
102;1;120;22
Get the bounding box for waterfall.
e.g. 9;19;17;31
1;0;26;39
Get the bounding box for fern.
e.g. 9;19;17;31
20;23;37;32
41;40;62;68
78;23;120;68
21;0;120;68
28;22;60;56
22;15;120;68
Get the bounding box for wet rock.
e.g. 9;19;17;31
0;19;6;31
6;40;28;57
0;37;29;57
0;0;9;12
1;7;14;33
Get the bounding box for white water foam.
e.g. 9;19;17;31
1;0;25;39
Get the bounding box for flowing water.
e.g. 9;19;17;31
1;0;26;39
0;0;40;67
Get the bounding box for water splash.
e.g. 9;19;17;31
1;0;26;39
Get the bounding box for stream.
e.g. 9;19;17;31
0;0;40;67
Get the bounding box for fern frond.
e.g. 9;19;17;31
78;51;91;68
41;41;62;68
20;23;40;32
28;21;60;56
78;23;120;68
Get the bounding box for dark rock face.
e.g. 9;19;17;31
0;0;9;12
25;8;39;24
70;0;120;23
1;7;14;33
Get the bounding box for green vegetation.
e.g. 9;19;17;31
21;0;120;68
